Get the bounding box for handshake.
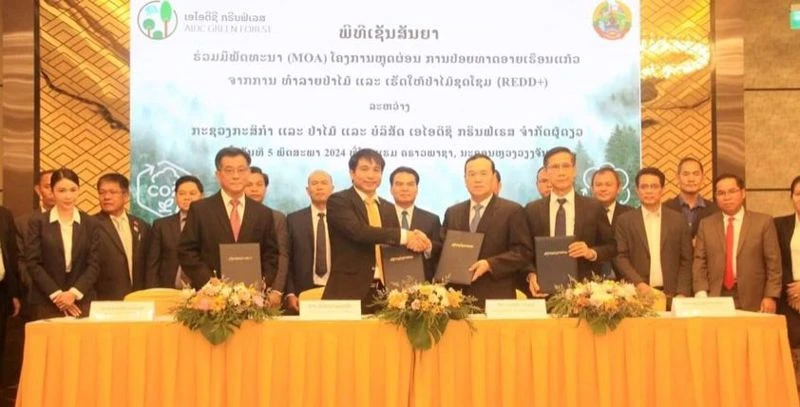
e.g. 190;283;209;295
405;229;432;253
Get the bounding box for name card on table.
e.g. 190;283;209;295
671;297;736;317
299;300;361;320
90;301;155;321
485;299;548;319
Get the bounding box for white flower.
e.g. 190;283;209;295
619;283;636;299
411;299;421;310
180;288;196;299
589;291;613;307
220;286;232;298
229;293;242;306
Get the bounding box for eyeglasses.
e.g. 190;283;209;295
221;167;249;176
716;188;742;197
546;163;573;171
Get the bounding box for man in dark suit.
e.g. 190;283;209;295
441;154;532;307
0;205;22;371
284;170;334;314
178;147;279;290
244;166;289;306
93;173;151;300
536;166;551;198
591;165;634;279
145;176;204;288
613;168;693;304
664;157;718;238
525;147;616;296
322;149;431;313
693;174;782;312
15;169;56;289
389;166;442;281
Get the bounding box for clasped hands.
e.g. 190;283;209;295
406;229;432;253
53;291;82;317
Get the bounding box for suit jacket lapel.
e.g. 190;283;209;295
213;193;235;242
632;209;650;254
46;216;66;264
539;196;551;235
737;212;750;256
347;187;370;224
239;199;257;241
129;215;142;261
171;213;182;241
476;196;498;232
712;214;726;255
98;214;125;254
72;215;85;268
573;195;585;238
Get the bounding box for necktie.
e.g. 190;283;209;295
401;210;410;229
175;216;189;288
365;198;384;282
555;198;567;236
724;216;736;290
230;199;241;241
315;213;328;277
114;217;134;284
470;204;483;233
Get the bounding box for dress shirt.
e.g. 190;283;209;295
792;214;800;281
642;206;663;287
395;205;415;229
220;189;246;221
549;189;576;236
48;207;84;300
311;205;331;286
605;201;617;225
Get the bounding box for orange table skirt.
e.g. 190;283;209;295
16;315;799;407
413;316;800;407
16;319;413;407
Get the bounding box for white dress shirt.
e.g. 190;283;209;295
110;212;134;282
791;214;800;281
549;189;576;236
311;205;331;286
470;196;493;228
605;201;617;225
48;208;84;300
220;189;246;221
395;205;415;229
642;206;663;287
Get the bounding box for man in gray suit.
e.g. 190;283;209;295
613;168;692;303
693;174;782;312
245;166;289;307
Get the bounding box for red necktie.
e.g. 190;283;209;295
230;199;241;242
724;216;735;290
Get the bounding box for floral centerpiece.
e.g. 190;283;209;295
373;281;479;350
173;278;280;345
547;278;658;335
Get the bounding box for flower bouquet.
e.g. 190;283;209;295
173;278;280;345
373;281;479;350
547;277;658;335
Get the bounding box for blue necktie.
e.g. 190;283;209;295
470;204;483;233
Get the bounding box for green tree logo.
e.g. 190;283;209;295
137;1;178;40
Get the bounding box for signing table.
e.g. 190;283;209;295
16;313;800;407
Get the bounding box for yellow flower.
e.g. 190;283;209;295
419;285;434;296
387;291;408;309
447;291;462;308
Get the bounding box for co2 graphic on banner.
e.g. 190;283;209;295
130;0;641;222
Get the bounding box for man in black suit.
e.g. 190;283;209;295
525;147;616;295
591;165;634;279
321;149;431;313
245;166;289;306
389;166;442;281
284;170;334;314
15;169;56;289
441;154;532;306
0;205;22;371
93;173;151;300
613;168;693;305
178;147;279;290
145;176;204;288
664;157;718;238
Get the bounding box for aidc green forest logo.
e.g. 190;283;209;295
137;1;178;40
